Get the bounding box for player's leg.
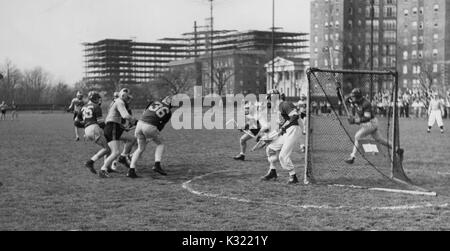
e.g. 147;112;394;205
99;123;123;178
128;122;148;178
261;136;284;181
346;126;374;164
278;127;301;184
234;134;253;161
428;111;436;133
116;132;137;169
151;130;167;176
437;111;444;133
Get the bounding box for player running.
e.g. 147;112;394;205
0;101;7;120
233;101;262;161
427;92;445;134
295;94;308;152
345;88;404;164
68;92;85;141
81;91;110;175
128;96;173;178
98;88;138;178
262;92;301;184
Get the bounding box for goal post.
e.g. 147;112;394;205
304;68;433;195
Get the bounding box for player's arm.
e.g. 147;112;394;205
157;113;172;131
280;106;300;133
67;99;75;112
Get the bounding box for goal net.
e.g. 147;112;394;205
304;68;430;194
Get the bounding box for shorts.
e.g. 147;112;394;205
250;129;261;137
85;124;102;142
104;122;125;143
73;112;79;120
135;121;163;145
1;110;5;115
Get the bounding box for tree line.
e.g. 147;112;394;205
0;59;76;106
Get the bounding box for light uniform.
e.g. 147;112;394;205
244;102;261;137
104;98;132;143
428;99;444;128
267;101;302;171
81;101;106;148
70;98;85;120
135;101;172;144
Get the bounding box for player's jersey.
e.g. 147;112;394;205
352;98;374;120
429;99;444;111
81;102;103;128
71;98;85;113
141;101;172;131
0;104;7;111
279;101;299;126
106;98;130;124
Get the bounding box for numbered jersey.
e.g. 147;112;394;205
81;102;103;128
141;101;172;131
71;98;85;113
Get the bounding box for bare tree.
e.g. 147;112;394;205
204;66;234;96
22;67;50;104
0;59;22;102
161;68;197;95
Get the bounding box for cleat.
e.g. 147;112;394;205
118;156;130;169
288;174;299;184
345;157;356;165
106;167;117;174
261;170;278;181
85;160;97;175
427;130;431;134
153;165;167;176
75;137;80;142
126;169;139;179
98;170;110;179
233;154;246;161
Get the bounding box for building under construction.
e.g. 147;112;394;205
83;30;308;85
83;39;188;85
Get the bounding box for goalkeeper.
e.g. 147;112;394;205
345;88;403;164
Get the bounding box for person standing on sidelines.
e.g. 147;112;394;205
261;92;301;184
10;101;18;120
427;92;445;134
0;101;7;120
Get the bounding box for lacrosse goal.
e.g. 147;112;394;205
304;68;434;195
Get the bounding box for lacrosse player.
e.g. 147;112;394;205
233;101;262;161
81;91;110;175
10;101;18;120
68;92;85;141
0;101;7;120
129;96;173;178
262;92;301;184
98;88;138;178
427;92;445;134
345;88;404;164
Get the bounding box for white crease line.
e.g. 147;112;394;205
182;171;449;211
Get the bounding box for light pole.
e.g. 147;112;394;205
209;0;214;95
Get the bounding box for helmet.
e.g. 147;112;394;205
300;94;307;101
76;91;83;99
88;91;101;104
161;95;173;108
119;88;132;103
350;88;363;101
280;93;286;101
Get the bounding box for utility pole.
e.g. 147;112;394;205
370;0;375;101
194;21;198;58
209;0;214;95
270;0;281;90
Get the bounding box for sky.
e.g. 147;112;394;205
0;0;311;85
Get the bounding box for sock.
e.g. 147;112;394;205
240;152;245;156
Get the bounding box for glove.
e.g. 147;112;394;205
98;122;106;129
280;127;287;136
348;116;356;125
256;136;262;142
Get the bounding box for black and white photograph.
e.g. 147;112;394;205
0;0;449;235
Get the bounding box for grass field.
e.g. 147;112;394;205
0;111;449;231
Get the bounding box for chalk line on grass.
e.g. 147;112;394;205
182;170;449;211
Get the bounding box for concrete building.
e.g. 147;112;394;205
311;0;450;93
265;57;309;98
166;50;268;97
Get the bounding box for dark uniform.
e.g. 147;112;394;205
141;101;172;131
81;103;103;128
